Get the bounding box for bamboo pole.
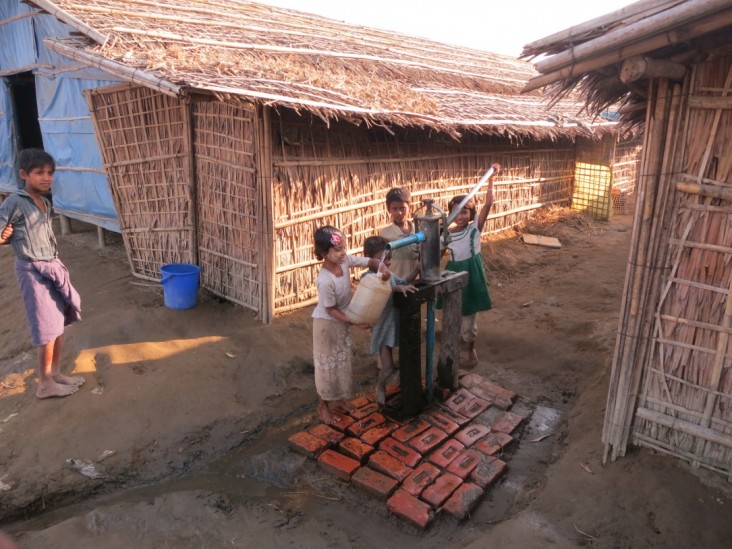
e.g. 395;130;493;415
521;0;676;55
535;0;732;74
257;105;276;323
44;39;181;97
604;79;669;461
636;407;732;448
524;10;732;92
181;96;198;266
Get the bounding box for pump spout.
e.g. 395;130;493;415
385;231;425;251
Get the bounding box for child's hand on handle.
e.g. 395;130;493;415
0;224;13;244
395;284;417;296
378;263;391;281
490;163;501;175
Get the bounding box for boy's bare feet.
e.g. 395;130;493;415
375;385;386;406
465;349;479;369
53;374;85;387
333;399;354;414
36;380;79;399
318;400;338;424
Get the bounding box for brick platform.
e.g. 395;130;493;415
288;373;528;529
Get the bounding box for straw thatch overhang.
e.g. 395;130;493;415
29;0;616;140
521;0;732;129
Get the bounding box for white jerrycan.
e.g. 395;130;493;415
346;273;392;324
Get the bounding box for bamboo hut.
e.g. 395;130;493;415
523;0;732;478
24;0;624;322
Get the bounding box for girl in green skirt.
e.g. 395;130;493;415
444;163;500;368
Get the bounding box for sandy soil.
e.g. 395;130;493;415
0;211;730;548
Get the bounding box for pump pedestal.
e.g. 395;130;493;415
392;270;467;418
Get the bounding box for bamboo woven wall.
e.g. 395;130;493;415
85;83;195;279
611;137;643;214
270;111;576;313
192;99;261;313
605;55;732;477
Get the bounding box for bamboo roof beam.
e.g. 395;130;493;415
44;38;181;97
521;0;683;57
30;0;107;44
523;9;732;92
535;0;732;75
620;56;687;83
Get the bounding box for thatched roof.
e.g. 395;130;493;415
522;0;732;129
27;0;616;140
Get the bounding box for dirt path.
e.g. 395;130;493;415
1;212;730;548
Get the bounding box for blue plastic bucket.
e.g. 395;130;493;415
160;263;200;310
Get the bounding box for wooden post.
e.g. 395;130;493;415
97;226;106;248
620;56;687;83
394;271;468;417
59;215;71;235
436;271;468;391
396;293;425;417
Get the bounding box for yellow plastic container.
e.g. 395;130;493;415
346;273;392;324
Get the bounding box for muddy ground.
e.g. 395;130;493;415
0;211;730;548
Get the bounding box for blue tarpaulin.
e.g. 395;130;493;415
0;1;121;231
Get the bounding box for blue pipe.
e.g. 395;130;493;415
425;299;435;403
385;231;425;251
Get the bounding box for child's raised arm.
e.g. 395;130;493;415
476;163;501;232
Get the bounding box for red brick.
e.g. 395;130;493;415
457;397;492;419
421;472;462;507
368;450;414;481
379;437;422;468
474;431;514;457
434;407;471;426
443;482;484;520
457;373;486;389
387;489;434;529
478;380;517;403
453;424;491;447
468;384;510;410
351;466;399;499
490;411;525;434
288;431;329;458
360;420;399;446
446;449;482;479
330;413;356;432
427;439;465;468
422;411;460;435
338;437;375;463
392;418;430;442
317;449;360;480
351;402;380;420
459;374;517;405
402;462;441;497
470;457;507;488
444;388;477;413
347;412;385;437
309;424;345;445
349;395;372;409
385;384;401;399
408;426;448;454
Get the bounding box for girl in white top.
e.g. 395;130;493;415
311;225;389;424
443;163;500;368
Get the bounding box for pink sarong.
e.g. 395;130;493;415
15;258;82;346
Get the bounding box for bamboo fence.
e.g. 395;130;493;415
84;82;196;280
604;54;732;477
269;111;579;313
192;99;262;314
85;84;624;323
